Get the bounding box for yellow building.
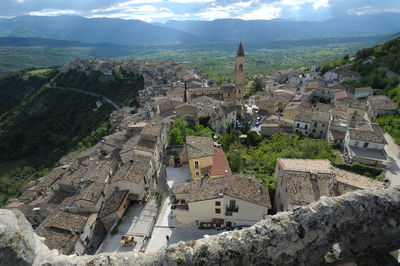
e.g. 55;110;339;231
180;136;231;179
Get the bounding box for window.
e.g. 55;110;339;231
194;160;199;169
354;141;359;147
195;171;200;176
314;122;317;127
322;124;325;127
124;203;127;209
239;64;243;71
215;208;221;214
312;129;316;133
305;124;308;129
215;201;221;206
364;142;369;148
296;123;300;128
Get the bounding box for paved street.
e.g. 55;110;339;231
165;165;190;190
146;192;220;253
100;197;158;253
384;133;400;187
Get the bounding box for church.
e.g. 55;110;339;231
185;41;246;117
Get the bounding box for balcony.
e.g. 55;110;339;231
172;199;189;211
226;205;239;213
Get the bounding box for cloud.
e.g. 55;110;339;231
29;9;79;16
1;0;400;23
240;4;282;20
347;5;400;16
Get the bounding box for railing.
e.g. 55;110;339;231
226;205;239;212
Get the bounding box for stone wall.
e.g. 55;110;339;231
1;187;400;266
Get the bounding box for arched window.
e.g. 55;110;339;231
239;64;243;71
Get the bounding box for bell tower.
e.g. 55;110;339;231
235;41;245;116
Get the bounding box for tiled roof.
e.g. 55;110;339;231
221;83;235;93
41;211;89;233
313;103;331;113
329;129;346;140
185;136;214;159
294;111;313;123
98;190;129;219
334;90;355;101
368;95;397;111
120;135;140;154
285;170;333;206
355;87;373;94
332;168;384;192
210;147;232;176
114;154;151;183
278;158;332;173
311;111;330;123
174;174;271;208
75;182;104;203
348;124;386;144
35;226;78;255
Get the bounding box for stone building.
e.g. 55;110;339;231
172;174;271;228
235;41;245;116
273;158;384;212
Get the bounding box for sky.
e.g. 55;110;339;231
0;0;399;23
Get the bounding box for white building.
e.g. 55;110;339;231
293;111;313;136
172;174;271;229
354;87;374;99
344;123;391;168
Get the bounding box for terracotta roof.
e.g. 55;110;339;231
210;147;232;176
185;136;214;159
278;158;332;173
98;190;129;219
334;90;355;101
174;174;271;208
368;95;397;111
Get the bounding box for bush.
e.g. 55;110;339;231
333;162;383;179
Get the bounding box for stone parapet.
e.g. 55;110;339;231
1;187;400;265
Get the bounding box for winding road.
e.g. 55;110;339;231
47;85;121;113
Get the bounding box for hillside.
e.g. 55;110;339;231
322;35;400;143
0;15;202;46
159;13;400;40
0;67;143;204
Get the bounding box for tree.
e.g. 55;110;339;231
228;142;244;172
250;77;263;95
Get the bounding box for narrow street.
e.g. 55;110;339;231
384;133;400;187
99;197;158;253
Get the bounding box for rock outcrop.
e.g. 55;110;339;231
1;187;400;266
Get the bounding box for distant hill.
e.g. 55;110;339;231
159;13;400;40
0;67;144;204
0;15;202;46
1;14;400;47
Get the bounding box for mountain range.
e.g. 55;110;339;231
1;13;400;46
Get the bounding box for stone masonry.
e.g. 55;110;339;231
1;187;400;266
